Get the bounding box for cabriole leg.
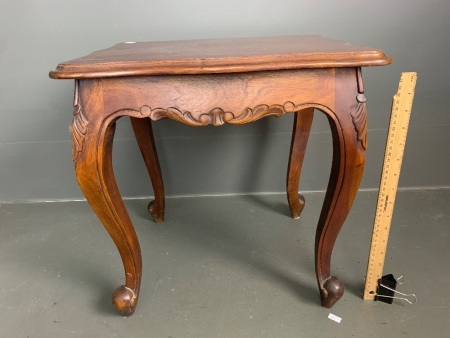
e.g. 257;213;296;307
286;108;314;219
72;92;142;316
315;68;367;308
130;117;165;223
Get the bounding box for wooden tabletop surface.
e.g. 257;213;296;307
50;35;391;79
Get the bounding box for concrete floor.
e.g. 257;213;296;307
0;189;449;337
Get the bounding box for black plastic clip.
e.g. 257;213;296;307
375;274;417;304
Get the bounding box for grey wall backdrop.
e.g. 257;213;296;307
1;0;449;202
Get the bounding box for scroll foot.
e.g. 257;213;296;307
320;276;345;308
290;194;306;219
148;200;164;223
112;285;138;316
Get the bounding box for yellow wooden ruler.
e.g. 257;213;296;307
363;72;417;301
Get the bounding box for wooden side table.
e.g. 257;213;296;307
50;35;391;316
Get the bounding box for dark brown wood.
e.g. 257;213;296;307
130;117;165;223
287;108;314;219
49;35;391;79
50;36;391;316
71;80;142;316
314;67;368;307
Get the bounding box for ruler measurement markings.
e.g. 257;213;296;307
363;72;417;300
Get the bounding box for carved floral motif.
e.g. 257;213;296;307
350;93;368;150
138;101;307;126
71;103;89;162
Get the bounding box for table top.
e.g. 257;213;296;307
49;35;391;79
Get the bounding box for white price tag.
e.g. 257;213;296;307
328;313;342;323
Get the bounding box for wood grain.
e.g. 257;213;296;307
50;35;391;316
49;35;391;79
98;69;335;126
